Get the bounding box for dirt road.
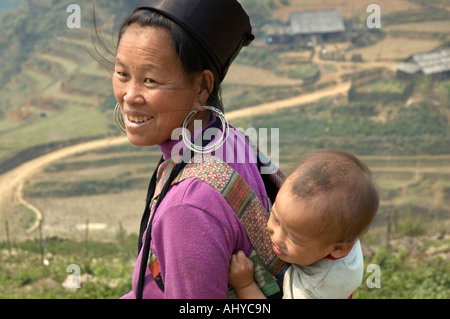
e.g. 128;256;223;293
227;82;351;120
0;136;128;232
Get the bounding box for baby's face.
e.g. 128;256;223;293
267;186;335;266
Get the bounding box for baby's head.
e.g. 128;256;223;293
268;149;379;266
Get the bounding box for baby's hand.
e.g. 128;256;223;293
228;250;254;290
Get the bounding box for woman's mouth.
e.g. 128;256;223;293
128;115;151;123
125;114;153;130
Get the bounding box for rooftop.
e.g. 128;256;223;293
289;9;345;35
410;48;450;75
398;48;450;75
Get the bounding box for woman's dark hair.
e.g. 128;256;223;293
92;8;223;111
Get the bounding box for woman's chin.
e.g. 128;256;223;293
126;133;155;147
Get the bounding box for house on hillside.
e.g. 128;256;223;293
289;9;346;41
397;48;450;82
264;23;292;45
264;9;346;46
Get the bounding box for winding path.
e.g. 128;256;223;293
227;82;351;120
0;137;128;233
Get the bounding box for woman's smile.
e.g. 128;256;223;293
125;113;154;131
128;114;151;123
124;108;154;129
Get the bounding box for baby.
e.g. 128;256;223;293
229;149;379;299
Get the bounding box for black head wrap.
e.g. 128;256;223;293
136;0;254;81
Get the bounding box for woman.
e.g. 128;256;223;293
111;0;283;299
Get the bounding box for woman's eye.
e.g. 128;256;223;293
116;71;127;77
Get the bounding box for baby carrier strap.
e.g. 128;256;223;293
148;154;285;297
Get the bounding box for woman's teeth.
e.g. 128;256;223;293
129;115;150;123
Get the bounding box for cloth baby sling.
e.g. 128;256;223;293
136;120;286;299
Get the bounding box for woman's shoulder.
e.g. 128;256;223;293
155;177;250;247
158;177;238;222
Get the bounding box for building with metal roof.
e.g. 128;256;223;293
264;9;346;45
397;48;450;81
289;9;346;36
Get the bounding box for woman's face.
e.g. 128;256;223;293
113;24;207;146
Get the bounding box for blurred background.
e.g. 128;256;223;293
0;0;448;298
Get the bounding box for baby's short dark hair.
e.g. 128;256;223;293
287;149;379;244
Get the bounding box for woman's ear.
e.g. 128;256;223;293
195;69;215;110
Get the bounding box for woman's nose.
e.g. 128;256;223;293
123;81;145;106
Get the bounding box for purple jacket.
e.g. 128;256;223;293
121;122;269;298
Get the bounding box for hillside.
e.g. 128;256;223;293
0;0;449;165
0;0;449;299
0;0;135;165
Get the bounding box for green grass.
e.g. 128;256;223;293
1;232;448;299
0;106;114;158
0;235;136;299
356;242;449;299
357;78;406;94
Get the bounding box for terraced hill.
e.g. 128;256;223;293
0;1;137;163
1;0;449;240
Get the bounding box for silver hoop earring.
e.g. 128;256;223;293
114;103;126;133
182;106;229;154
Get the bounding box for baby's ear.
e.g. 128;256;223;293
329;241;354;259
